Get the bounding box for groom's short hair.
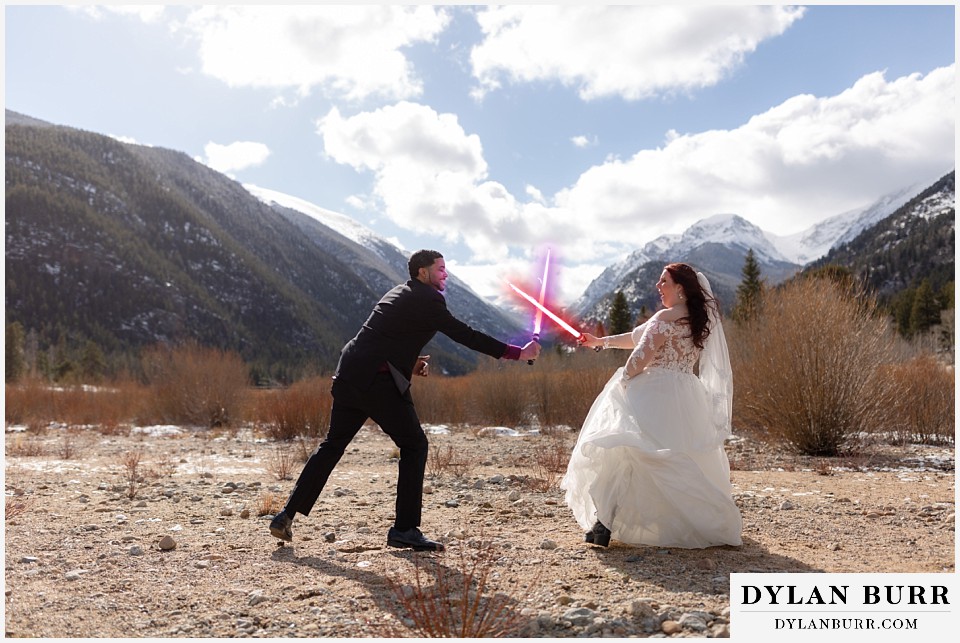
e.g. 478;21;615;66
408;249;443;279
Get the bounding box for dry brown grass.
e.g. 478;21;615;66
255;491;284;517
413;350;615;432
412;375;470;425
252;375;333;441
4;378;150;428
467;360;531;427
141;343;250;428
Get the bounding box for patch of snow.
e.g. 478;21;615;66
132;425;183;437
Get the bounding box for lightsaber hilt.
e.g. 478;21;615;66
527;333;539;365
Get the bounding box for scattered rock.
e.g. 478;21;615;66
562;607;595;626
65;569;89;581
661;620;682;634
158;535;177;551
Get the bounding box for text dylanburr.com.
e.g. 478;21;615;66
731;573;957;641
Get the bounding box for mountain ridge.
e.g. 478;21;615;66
4;110;521;381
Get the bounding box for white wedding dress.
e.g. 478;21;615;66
561;291;742;548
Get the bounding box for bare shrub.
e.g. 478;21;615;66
427;444;472;479
141;343;250;428
254;375;332;441
5;496;29;521
524;436;571;492
121;450;144;499
876;353;955;444
256;491;284;517
145;453;178;479
57;428;84;460
729;277;899;456
6;435;45;457
386;541;529;637
295;435;320;464
269;444;296;481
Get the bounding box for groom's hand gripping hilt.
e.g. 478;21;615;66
527;333;539;365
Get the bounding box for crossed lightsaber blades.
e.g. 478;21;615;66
509;250;599;358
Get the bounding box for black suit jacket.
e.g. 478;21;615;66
333;279;508;392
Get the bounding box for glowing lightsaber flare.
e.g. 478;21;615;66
526;249;551;365
532;249;550;337
508;282;583;340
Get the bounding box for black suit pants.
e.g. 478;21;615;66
283;373;428;531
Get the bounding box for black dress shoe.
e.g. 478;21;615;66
387;527;445;552
269;511;293;542
588;521;611;547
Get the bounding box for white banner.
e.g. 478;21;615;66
730;573;957;641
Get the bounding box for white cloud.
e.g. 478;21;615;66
571;135;595;148
554;64;956;237
174;6;450;101
525;185;546;204
470;5;805;101
318;101;533;260
319;65;954;298
70;5;166;23
201;141;271;174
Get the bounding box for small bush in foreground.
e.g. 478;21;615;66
387;541;529;637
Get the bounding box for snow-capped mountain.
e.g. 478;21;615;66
573;213;797;318
573;172;954;324
769;180;929;265
245;184;395;262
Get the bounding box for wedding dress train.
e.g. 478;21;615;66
561;280;742;548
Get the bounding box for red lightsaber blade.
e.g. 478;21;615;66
528;249;550;365
508;282;584;341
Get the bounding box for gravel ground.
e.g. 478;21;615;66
3;423;954;638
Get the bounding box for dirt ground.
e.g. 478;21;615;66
3;422;955;638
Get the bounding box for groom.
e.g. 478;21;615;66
270;249;541;551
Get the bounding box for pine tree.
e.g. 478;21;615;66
608;291;632;334
732;249;763;323
6;322;26;382
80;340;107;382
635;304;650;327
909;280;941;336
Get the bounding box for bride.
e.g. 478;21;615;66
561;263;742;548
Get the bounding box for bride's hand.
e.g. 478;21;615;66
579;333;602;349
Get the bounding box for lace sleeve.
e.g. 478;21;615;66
622;320;663;381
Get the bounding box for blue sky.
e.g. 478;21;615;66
4;4;956;304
